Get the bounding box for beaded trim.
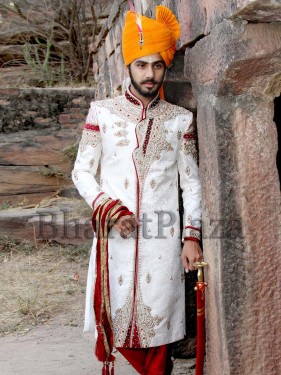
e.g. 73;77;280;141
125;88;160;110
84;123;100;131
143;118;153;155
183;132;196;139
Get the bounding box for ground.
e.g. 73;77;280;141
0;238;195;375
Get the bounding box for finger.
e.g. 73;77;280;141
181;253;189;273
124;221;134;232
189;261;196;271
131;215;141;227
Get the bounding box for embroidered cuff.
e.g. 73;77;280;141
183;225;201;241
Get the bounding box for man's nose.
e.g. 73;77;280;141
145;64;154;79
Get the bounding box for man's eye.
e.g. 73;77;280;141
137;64;145;68
155;63;164;69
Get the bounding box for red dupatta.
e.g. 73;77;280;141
92;198;133;375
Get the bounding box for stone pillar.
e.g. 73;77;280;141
187;18;281;375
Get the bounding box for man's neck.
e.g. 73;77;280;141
129;85;157;107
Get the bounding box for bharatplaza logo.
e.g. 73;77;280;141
29;209;244;241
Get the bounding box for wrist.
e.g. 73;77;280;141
184;236;200;243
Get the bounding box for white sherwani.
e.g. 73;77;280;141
72;88;201;348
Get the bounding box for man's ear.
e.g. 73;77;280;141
125;65;130;76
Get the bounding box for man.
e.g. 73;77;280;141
72;4;202;375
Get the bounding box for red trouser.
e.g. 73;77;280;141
117;345;173;375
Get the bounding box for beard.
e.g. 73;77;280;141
128;66;165;98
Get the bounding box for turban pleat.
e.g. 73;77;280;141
122;6;180;67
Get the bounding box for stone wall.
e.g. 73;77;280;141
89;0;281;374
0;88;95;206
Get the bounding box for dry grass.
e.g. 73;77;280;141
0;237;91;336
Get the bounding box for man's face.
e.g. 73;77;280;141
127;53;166;99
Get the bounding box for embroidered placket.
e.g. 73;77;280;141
143;118;154;155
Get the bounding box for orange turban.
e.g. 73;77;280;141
122;5;180;68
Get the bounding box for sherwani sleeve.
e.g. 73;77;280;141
177;113;202;241
72;102;109;208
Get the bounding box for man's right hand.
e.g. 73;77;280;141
113;215;139;238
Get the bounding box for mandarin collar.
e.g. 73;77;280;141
125;87;160;111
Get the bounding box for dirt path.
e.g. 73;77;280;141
0;316;137;375
0;317;195;375
0;241;195;375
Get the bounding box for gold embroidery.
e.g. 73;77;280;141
114;130;129;137
150;179;156;189
113;285;163;347
115;120;128;129
124;178;129;189
116;139;130;147
190;229;201;240
181;137;198;160
132;117;174;199
79;129;101;153
135;286;163;347
118;275;123;286
113;290;133;346
146;273;152;283
95;95;189;128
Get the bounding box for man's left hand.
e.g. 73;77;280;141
181;240;203;272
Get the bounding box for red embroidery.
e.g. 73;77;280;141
185;225;201;231
143;119;154;155
183;132;196;140
84;123;100;131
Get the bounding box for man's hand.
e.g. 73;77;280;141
113;215;139;239
181;240;203;272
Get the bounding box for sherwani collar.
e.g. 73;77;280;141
125;87;161;120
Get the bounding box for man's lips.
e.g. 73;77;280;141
142;81;156;88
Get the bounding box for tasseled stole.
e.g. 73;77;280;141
92;198;133;375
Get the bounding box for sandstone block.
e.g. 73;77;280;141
0;200;93;245
235;0;281;21
187;19;281;373
187;20;281;97
59;114;71;124
0;99;10;106
174;0;281;45
71;97;85;106
70;113;85;120
0;89;20;96
0;166;69;196
0;142;62;166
